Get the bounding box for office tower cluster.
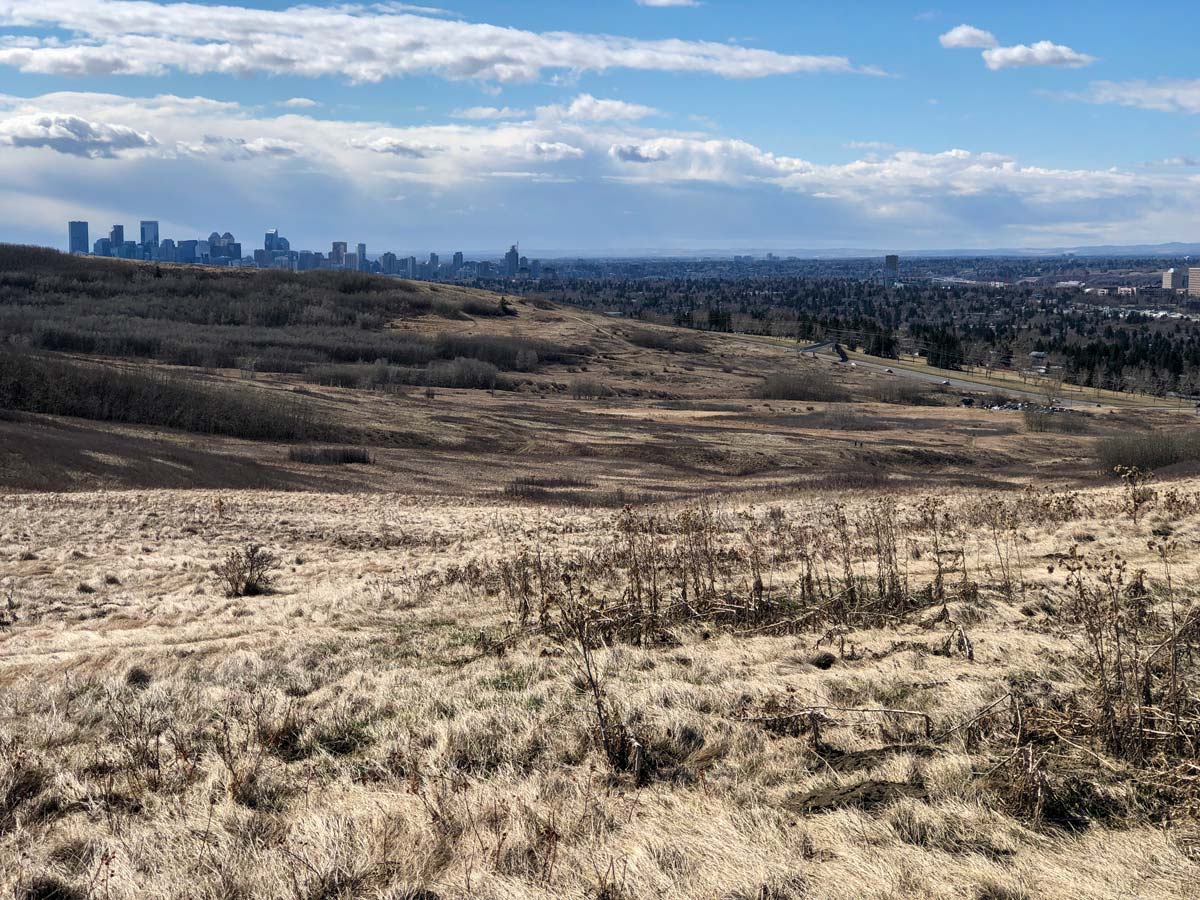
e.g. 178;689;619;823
67;219;545;282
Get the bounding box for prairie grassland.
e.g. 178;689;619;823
4;479;1200;899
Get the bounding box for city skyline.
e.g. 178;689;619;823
3;2;1200;252
67;215;542;279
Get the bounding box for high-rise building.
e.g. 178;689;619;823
68;221;88;254
265;228;280;252
92;238;112;257
1189;268;1200;299
1164;268;1188;291
379;252;398;275
505;244;520;277
428;252;439;273
452;251;464;273
885;254;900;280
344;252;359;272
177;240;198;264
357;243;367;271
331;242;347;266
109;224;124;247
140;220;159;248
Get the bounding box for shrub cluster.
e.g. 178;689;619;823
753;371;848;402
287;447;373;466
0;351;331;441
1095;429;1200;472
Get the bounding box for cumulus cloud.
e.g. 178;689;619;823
1078;79;1200;114
938;25;997;49
610;143;671;163
941;25;1093;70
982;41;1094;70
0;0;874;83
3;89;1197;250
278;97;318;109
0;112;156;156
539;94;658;122
525;141;585;160
187;134;304;160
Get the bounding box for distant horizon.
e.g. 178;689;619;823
30;232;1200;262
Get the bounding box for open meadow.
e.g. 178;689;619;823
4;253;1200;899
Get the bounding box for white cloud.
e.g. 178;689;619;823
0;0;873;83
452;106;529;120
278;97;318;109
941;25;1093;70
345;137;443;158
1078;79;1200;114
538;94;658;122
938;25;997;49
982;41;1094;70
2;89;1198;250
526;141;585;160
0;112;156;156
636;0;701;6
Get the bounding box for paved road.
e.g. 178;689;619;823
831;354;1093;407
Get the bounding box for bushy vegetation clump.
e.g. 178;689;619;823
754;371;848;402
0;351;331;441
1096;429;1200;472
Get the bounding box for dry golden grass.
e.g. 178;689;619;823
4;479;1200;899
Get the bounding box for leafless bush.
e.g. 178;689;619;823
570;377;610;400
288;446;373;465
1023;409;1090;434
1096;429;1200;473
216;544;281;597
754;371;848;402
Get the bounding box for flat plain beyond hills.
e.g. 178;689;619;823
4;249;1200;899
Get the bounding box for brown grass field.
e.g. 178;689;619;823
4;280;1200;899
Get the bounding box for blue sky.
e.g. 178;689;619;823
0;0;1197;254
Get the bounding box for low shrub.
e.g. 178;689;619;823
216;544;281;597
754;371;848;402
1024;410;1090;434
625;329;706;353
1095;429;1200;473
873;381;938;406
571;377;610;400
288;447;373;466
0;351;330;441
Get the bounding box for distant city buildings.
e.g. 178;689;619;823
63;217;547;284
885;254;900;280
68;221;88;255
140;220;159;249
1189;268;1200;299
1165;267;1189;291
